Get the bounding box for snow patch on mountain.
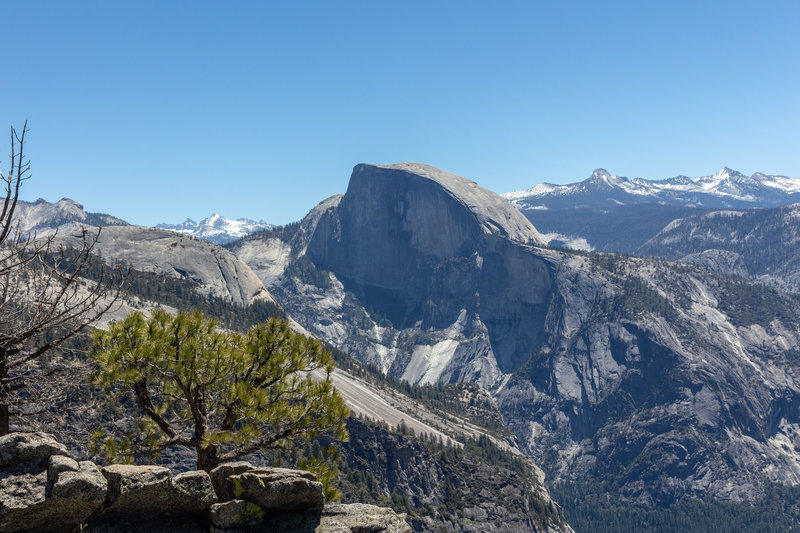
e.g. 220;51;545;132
156;214;273;245
540;232;594;251
503;168;800;209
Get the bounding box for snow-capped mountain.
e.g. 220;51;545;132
503;168;800;210
156;214;273;245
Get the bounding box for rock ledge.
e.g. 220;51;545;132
0;432;410;533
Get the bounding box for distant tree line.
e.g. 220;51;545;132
551;480;800;533
49;247;285;331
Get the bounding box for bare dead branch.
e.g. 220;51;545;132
0;123;126;434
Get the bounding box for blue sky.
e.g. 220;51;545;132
2;1;798;226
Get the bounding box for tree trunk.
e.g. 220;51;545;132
196;445;220;472
0;356;9;435
0;403;8;436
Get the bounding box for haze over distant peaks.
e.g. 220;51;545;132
503;168;800;210
156;214;273;245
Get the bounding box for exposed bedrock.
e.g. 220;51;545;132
306;163;551;376
234;161;800;506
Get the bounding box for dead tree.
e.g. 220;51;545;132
0;122;125;435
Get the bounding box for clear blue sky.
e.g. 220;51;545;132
2;1;798;226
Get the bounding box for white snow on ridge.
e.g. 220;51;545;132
505;167;800;205
758;174;800;194
502;183;566;202
504;169;658;201
703;210;747;219
156;213;273;244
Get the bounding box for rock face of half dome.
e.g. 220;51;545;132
306;162;547;325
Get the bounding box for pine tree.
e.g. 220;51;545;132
90;309;349;471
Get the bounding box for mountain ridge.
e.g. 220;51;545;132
504;167;800;210
156;213;273;244
12;197;129;236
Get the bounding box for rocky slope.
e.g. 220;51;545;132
14;238;567;531
156;214;273;245
54;226;274;306
231;162;800;511
234;163;548;387
637;203;800;293
6;191;571;530
13;198;274;307
27;344;570;533
335;417;569;533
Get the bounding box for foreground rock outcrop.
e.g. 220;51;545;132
0;432;106;532
0;432;411;533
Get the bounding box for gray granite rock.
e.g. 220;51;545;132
227;503;412;533
0;448;106;532
208;461;256;501
100;464;173;517
172;470;218;513
0;433;410;533
0;432;69;469
52;460;107;502
301;163;551;385
210;499;265;528
0;470;48;530
319;503;412;533
252;160;800;510
54;226;273;306
47;454;79;484
210;461;318;502
227;470;324;512
99;464;217;520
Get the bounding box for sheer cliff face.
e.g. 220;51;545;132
234;162;800;505
305;163;551;378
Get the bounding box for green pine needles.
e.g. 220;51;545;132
90;309;349;471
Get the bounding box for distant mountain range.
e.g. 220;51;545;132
504;168;800;253
155;214;273;245
12;199;271;247
504;168;800;210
